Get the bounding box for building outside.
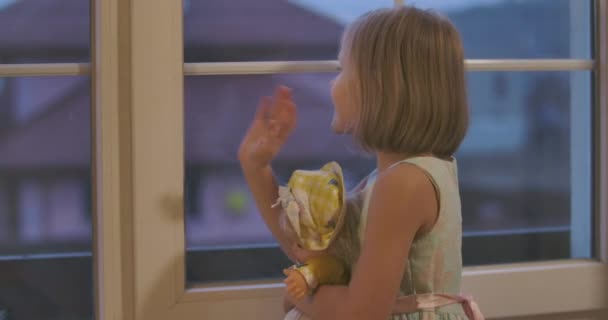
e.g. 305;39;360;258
0;0;577;253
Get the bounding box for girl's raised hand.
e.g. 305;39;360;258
238;86;297;169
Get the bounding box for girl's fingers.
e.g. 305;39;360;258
267;119;281;136
294;288;304;299
272;86;295;117
264;122;289;152
288;286;298;297
250;86;296;150
275;85;293;102
268;86;290;119
278;101;296;127
266;107;292;136
255;96;273;122
293;288;303;298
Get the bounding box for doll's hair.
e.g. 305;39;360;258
341;6;469;158
329;192;363;271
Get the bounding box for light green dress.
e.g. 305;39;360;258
357;157;469;320
285;156;470;320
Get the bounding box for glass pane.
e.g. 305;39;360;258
0;76;92;319
412;0;592;59
183;0;394;62
0;0;90;63
183;0;591;62
184;73;361;250
184;71;592;284
461;71;593;260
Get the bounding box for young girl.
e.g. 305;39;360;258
239;6;483;320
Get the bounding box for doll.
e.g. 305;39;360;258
273;161;352;299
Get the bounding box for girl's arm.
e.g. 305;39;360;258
291;163;438;320
238;86;298;261
240;164;298;262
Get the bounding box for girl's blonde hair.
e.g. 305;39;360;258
342;6;469;157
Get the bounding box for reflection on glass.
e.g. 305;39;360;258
184;71;592;283
0;76;92;319
0;0;90;63
183;0;591;62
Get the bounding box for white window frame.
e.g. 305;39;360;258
114;1;608;319
92;0;134;319
0;0;605;319
100;0;607;319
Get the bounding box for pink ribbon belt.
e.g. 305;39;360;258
392;293;484;320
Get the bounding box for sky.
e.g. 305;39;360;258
406;0;507;10
289;0;507;24
0;0;14;10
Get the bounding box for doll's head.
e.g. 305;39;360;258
331;6;469;158
275;162;346;251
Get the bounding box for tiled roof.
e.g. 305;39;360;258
0;73;356;169
0;0;342;56
0;81;90;169
0;0;89;54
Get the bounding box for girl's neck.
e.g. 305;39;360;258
376;151;419;171
376;151;444;171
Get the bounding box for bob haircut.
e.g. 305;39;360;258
342;6;469;158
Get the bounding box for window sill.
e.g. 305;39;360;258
182;259;607;319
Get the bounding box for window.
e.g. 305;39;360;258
0;78;92;316
1;0;605;320
119;0;604;318
0;0;90;63
0;1;92;319
183;0;594;284
183;1;394;62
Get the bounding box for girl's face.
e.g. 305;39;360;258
330;50;358;134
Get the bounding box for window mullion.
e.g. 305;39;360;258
183;59;594;76
0;59;595;78
0;63;89;77
594;0;608;263
92;0;134;320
